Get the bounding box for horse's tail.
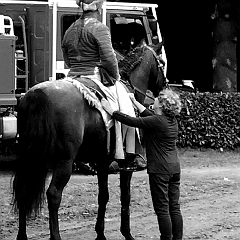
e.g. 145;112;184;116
12;88;56;218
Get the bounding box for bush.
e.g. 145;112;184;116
177;92;240;150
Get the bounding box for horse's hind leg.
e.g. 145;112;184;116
120;171;135;240
46;160;73;240
16;207;28;240
95;162;109;240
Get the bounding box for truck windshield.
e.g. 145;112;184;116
110;14;147;57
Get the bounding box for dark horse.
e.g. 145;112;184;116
12;43;165;240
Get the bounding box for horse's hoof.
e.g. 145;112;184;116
121;232;135;240
16;234;28;240
125;236;135;240
95;235;107;240
123;233;135;240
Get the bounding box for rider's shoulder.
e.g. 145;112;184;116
95;21;109;31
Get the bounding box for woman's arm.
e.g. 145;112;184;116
101;98;156;129
130;97;146;113
129;94;154;117
112;111;155;128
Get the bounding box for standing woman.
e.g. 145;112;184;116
101;88;183;240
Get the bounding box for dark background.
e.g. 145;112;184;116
156;1;214;92
117;0;239;92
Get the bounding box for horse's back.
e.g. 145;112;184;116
21;79;107;162
30;80;83;110
28;80;96;122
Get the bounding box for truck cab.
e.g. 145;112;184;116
0;0;166;97
55;1;167;79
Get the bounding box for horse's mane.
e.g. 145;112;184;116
118;45;147;81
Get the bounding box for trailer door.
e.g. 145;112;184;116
27;5;49;87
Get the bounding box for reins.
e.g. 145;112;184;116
145;45;169;89
134;86;155;100
120;78;155;100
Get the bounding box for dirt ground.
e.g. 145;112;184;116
1;149;240;240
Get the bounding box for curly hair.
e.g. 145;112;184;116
157;89;182;117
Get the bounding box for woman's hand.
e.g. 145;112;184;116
128;93;146;113
101;98;114;115
128;93;137;104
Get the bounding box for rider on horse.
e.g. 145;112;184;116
61;0;138;170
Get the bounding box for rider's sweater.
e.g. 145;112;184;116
62;11;119;79
112;108;181;175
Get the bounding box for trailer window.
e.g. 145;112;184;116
110;14;147;57
61;14;81;40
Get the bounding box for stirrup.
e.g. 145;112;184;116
118;158;137;172
120;166;137;172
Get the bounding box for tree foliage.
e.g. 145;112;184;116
177;92;240;150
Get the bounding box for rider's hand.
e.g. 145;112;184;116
101;98;114;115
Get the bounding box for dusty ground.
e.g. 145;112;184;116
1;149;240;240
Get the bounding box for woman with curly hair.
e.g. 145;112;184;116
101;88;183;240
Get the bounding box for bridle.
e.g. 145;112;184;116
145;45;169;89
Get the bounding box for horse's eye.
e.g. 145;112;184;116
149;105;154;110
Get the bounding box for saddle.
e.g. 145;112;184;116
77;76;107;100
97;64;117;87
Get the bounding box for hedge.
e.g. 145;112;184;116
177;92;240;150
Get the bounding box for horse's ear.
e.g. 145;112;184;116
150;40;164;55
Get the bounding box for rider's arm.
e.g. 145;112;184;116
95;24;120;80
61;28;71;68
61;45;70;68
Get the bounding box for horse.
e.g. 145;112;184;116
12;43;165;240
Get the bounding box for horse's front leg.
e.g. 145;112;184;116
46;161;72;240
16;207;28;240
120;171;135;240
95;163;109;240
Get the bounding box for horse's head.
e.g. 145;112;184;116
118;43;165;104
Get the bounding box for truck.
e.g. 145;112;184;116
0;0;166;140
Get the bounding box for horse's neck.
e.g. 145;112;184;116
130;50;152;87
121;45;160;103
129;62;149;104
